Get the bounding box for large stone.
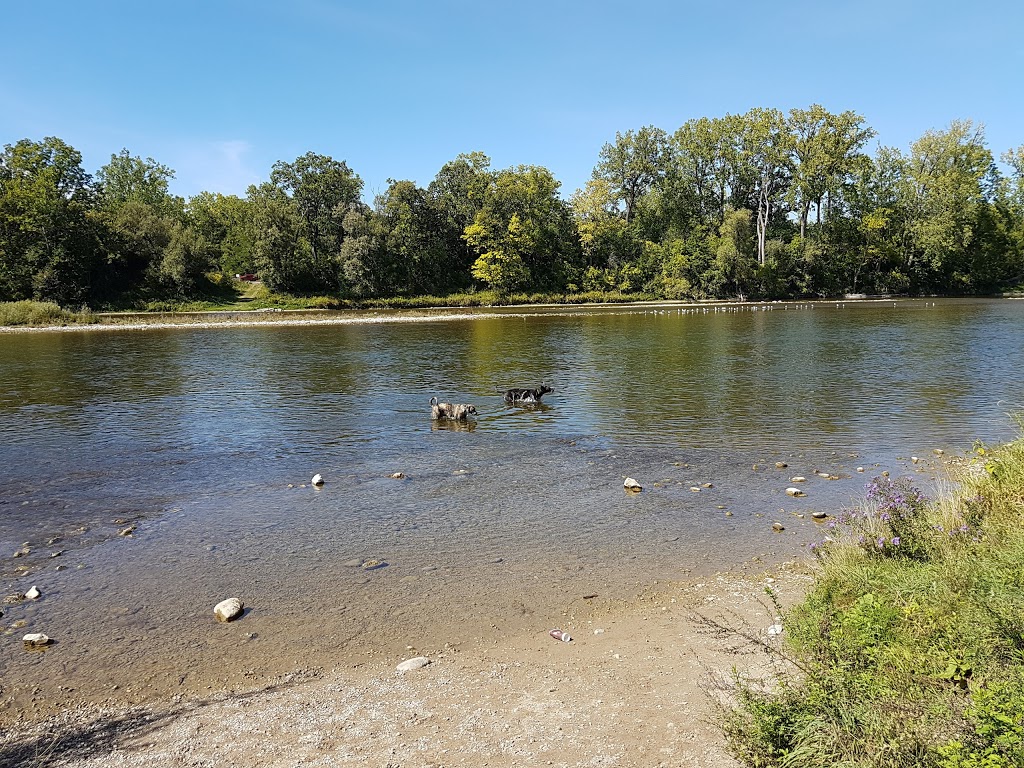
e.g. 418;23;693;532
25;586;40;600
214;597;244;622
311;474;325;486
396;656;431;672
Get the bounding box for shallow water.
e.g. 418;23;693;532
1;298;1022;716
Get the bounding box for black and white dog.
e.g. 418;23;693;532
503;384;553;404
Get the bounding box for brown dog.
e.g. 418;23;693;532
430;396;477;421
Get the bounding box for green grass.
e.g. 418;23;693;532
0;300;97;327
721;433;1024;767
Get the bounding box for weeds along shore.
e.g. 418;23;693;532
721;431;1024;767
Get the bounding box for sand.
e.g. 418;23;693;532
0;561;812;768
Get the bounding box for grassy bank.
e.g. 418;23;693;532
0;300;98;327
723;435;1024;767
137;284;659;313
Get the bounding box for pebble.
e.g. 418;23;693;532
882;471;890;477
49;551;63;558
911;456;920;464
767;624;784;636
785;488;806;497
118;525;136;537
811;511;828;520
725;511;734;517
790;476;806;483
775;462;788;469
772;522;785;532
389;472;405;479
934;449;945;456
312;473;324;486
702;482;713;488
623;477;642;492
857;467;865;473
396;656;431;672
23;633;51;647
362;559;386;570
25;586;40;600
593;628;605;635
54;565;67;571
214;597;244;622
689;486;701;492
13;547;30;558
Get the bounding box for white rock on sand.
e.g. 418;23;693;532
214;597;244;622
396;656;430;672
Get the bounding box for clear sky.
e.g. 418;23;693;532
3;0;1022;202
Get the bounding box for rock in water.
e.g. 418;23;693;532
790;476;807;483
311;473;324;486
25;586;40;600
772;522;786;532
214;597;244;622
786;487;806;497
623;477;642;492
396;656;431;672
23;633;51;647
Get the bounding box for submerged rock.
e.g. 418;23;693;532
214;597;244;622
790;476;807;483
396;656;431;672
623;477;642;492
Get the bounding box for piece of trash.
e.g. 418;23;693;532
549;628;572;642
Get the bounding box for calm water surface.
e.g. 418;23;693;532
1;298;1022;714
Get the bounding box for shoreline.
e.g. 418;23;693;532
0;560;813;767
3;295;1011;335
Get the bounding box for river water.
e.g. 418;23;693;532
1;298;1022;717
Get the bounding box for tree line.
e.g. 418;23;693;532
2;106;1023;308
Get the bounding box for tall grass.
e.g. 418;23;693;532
0;300;95;327
722;435;1024;767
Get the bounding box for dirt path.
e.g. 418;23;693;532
0;561;811;768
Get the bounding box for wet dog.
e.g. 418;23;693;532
430;396;477;421
502;384;553;404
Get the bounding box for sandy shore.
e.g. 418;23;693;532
0;561;811;768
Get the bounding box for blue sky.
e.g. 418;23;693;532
3;1;1022;202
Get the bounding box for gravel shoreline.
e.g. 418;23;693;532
1;563;812;768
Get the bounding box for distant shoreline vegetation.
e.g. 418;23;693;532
2;106;1023;313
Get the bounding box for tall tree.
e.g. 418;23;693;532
904;120;995;289
269;152;362;291
593;126;668;224
787;105;875;238
739;108;793;265
0;137;96;304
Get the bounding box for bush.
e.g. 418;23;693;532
0;300;94;326
723;437;1024;767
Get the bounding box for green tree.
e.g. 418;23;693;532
0;137;97;304
247;182;314;293
593;126;668;225
904;120;996;290
715;208;756;298
739;108;793;266
787;105;875;238
187;192;254;276
269;152;362;291
96;149;180;216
